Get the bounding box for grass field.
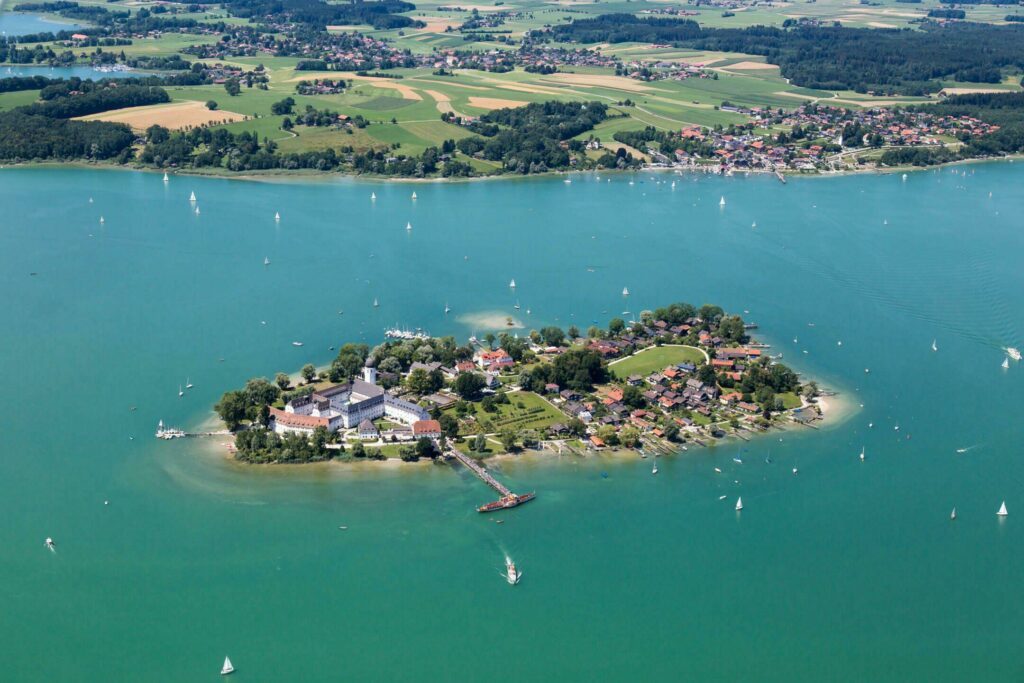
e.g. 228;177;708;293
610;346;707;380
471;391;564;434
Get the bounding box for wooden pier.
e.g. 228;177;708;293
447;448;511;496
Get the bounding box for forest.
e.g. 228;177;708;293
206;0;422;29
548;16;1024;94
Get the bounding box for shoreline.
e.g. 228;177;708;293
2;154;1020;186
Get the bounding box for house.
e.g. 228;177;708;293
626;374;644;386
412;420;443;439
454;360;476;374
544;383;560;394
560;389;582;402
737;401;761;414
475;349;514;369
590;435;606;449
357;419;379;440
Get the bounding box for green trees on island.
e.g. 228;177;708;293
453;372;486;401
215;377;281;430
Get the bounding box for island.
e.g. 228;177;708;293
212;302;825;471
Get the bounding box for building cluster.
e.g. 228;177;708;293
644;103;1000;173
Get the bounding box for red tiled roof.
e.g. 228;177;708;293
412;420;442;435
270;407;329;429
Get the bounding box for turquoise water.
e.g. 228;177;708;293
1;64;144;80
0;12;82;37
2;165;1023;680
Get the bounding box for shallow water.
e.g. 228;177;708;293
0;64;144;80
1;164;1022;680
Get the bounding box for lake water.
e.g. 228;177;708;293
1;64;145;80
2;164;1022;680
0;11;81;37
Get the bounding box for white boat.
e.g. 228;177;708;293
370;192;376;200
45;537;56;551
292;341;304;347
186;377;193;390
505;557;521;585
714;467;721;473
264;257;270;266
751;221;757;228
444;303;451;314
509;279;516;289
950;507;957;520
792;467;798;475
902;173;908;181
1002;357;1010;369
189;191;196;202
1006;347;1022;361
275;212;280;221
406;222;412;231
860;446;865;461
99;216;104;224
221;657;234;675
195;206;200;215
622;287;629;296
178;385;183;398
998;501;1008;516
411;191;417;200
735;497;743;511
163;172;169;182
719;196;726;207
155;420;186;439
652;461;658;475
564;178;571;184
513;301;520;310
931;339;938;352
373;298;379;308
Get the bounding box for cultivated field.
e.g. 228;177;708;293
78;100;247;130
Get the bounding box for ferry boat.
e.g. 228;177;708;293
505;557;521;585
477;492;535;513
1007;347;1022;361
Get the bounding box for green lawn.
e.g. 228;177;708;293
610;346;707;380
471;391;564;434
778;392;803;410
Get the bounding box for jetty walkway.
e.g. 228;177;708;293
446;447;511;496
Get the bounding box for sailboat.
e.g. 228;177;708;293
186;377;193;390
859;446;865;461
189;191;196;202
513;301;521;310
622;287;629;296
931;339;938;352
1002;357;1010;369
411;191;417;200
652;460;658;475
264;257;270;266
406;222;412;231
163;172;169;182
509;279;516;289
195;206;200;215
373;298;379;307
902;173;908;181
220;657;234;675
751;221;757;228
45;537;56;551
274;212;280;221
178;385;183;398
950;507;957;520
444;302;451;314
99;216;104;224
998;501;1008;516
719;196;726;207
735;497;743;511
370;192;376;200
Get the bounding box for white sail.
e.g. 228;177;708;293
622;287;629;296
509;279;516;289
373;298;379;307
411;191;417;200
1002;357;1010;369
932;339;938;352
950;507;957;520
163;172;169;182
275;212;280;221
189;191;196;202
370;192;376;200
719;196;726;206
735;497;743;511
998;501;1008;516
195;206;200;215
406;222;412;231
860;447;865;461
221;657;234;675
264;257;270;266
99;216;104;224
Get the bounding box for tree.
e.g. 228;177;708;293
215;390;247;430
540;326;565;346
622;384;645;408
438;413;459;439
244;377;280;407
499;428;517;452
453;372;486;400
406;368;434;395
301;364;317;384
224;78;241;96
351;441;366;458
609;317;625;335
803;381;819;399
205;100;218;111
567;325;580;340
566;418;586;438
597;425;620;446
281;117;293;131
484;332;496;349
271;97;295;115
619;426;641;448
275;372;291;390
415;437;436;459
474;433;488;452
663;423;680;442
